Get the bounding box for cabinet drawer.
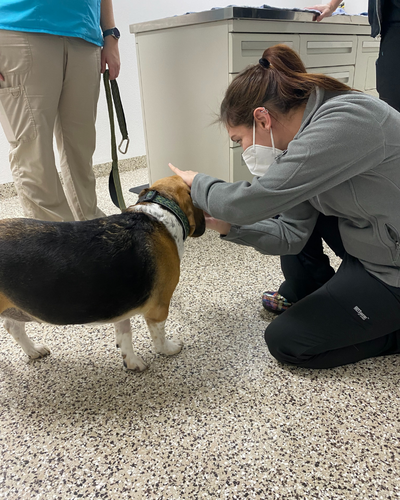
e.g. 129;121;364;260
230;33;300;74
300;35;357;68
364;56;378;90
358;38;380;53
230;147;254;183
308;65;355;86
353;36;379;92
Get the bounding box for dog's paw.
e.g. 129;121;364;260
122;353;148;371
158;338;183;356
27;343;51;359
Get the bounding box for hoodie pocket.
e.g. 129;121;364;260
385;223;400;265
0;85;37;143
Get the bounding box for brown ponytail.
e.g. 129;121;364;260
220;44;354;128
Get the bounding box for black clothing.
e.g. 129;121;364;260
369;0;384;37
278;215;345;303
265;215;400;368
376;25;400;111
382;0;400;26
368;0;400;111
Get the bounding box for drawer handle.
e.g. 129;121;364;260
362;41;380;49
241;41;294;52
324;72;350;79
307;41;353;49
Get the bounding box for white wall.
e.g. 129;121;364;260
0;0;368;184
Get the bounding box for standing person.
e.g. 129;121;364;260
169;44;400;369
308;0;400;111
0;0;120;221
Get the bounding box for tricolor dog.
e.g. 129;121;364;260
0;175;205;371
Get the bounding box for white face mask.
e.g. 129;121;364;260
242;116;283;177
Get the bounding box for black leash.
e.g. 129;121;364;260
103;69;129;211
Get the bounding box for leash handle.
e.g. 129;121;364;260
103;69;127;211
110;77;130;154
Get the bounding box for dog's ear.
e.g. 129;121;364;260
177;182;205;237
190;205;206;237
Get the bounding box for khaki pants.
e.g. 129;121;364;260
0;30;105;221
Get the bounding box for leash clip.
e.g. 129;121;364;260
145;190;158;202
118;137;130;155
138;190;158;203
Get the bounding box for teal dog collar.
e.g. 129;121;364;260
137;190;190;240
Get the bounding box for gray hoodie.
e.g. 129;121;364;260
191;87;400;287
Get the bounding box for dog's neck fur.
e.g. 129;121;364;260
131;204;185;260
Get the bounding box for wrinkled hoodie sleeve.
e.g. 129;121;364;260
223;202;319;255
191;91;386;255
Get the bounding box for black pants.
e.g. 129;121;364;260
376;23;400;112
278;214;345;303
265;215;400;368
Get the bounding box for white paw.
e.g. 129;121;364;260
122;352;148;371
26;343;51;359
158;338;183;356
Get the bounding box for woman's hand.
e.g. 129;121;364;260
169;163;198;188
306;4;336;21
205;213;231;235
168;164;230;233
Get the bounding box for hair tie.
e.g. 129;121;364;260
259;58;270;69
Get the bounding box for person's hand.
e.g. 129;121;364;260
306;4;335;21
0;73;4;82
205;213;231;235
101;36;120;80
168;163;198;188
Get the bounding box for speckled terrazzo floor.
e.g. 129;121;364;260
0;167;400;500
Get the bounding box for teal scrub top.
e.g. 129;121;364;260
0;0;103;46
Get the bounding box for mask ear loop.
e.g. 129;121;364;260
270;127;276;156
263;108;277;156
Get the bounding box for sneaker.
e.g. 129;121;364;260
262;291;292;315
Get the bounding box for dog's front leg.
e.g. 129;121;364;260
114;319;147;371
3;318;50;359
145;318;183;356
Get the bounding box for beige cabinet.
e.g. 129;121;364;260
353;36;381;96
131;8;379;184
